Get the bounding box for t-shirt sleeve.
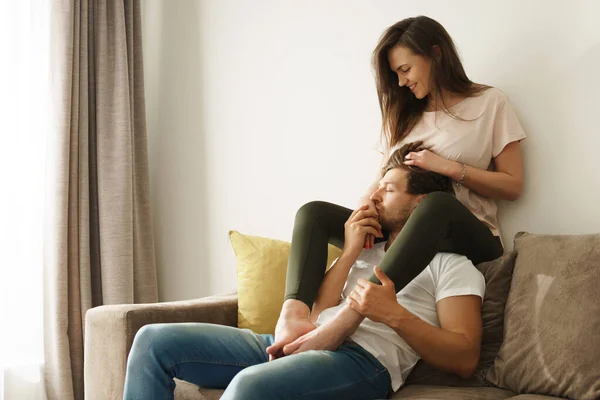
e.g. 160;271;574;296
432;253;486;303
492;96;527;158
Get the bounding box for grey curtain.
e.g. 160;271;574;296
45;1;158;399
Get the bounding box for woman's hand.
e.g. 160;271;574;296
403;147;454;176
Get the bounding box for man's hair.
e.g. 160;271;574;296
382;141;454;195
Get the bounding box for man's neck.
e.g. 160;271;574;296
384;229;403;252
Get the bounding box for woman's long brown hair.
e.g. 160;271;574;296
372;16;490;149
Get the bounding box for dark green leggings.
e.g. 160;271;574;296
284;191;503;306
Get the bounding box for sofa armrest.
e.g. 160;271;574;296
84;293;238;400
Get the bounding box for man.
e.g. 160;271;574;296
123;143;485;400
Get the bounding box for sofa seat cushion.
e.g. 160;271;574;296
391;384;515;399
175;379;221;400
190;383;515;400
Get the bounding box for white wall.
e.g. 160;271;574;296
141;0;600;302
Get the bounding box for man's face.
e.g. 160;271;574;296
369;168;422;232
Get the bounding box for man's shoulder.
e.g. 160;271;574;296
430;252;474;267
429;252;481;276
429;252;486;299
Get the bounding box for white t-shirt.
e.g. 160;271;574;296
376;87;526;237
315;242;486;391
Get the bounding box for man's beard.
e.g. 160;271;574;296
379;205;413;233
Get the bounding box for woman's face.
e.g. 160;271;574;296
387;45;433;100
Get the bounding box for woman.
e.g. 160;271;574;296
267;15;526;358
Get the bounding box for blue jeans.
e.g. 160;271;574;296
123;323;391;400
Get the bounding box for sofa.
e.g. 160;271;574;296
84;232;600;399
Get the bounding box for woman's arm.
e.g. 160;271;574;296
310;253;358;322
449;141;523;201
404;141;524;201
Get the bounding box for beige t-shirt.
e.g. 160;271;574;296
379;87;526;237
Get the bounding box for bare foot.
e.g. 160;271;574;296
283;304;364;356
282;323;345;355
266;300;315;361
267;316;316;360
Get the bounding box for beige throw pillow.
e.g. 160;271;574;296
487;232;600;399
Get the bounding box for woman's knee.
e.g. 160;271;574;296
294;201;338;229
423;190;456;204
295;201;329;222
416;191;459;214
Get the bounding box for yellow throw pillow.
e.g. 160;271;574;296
229;230;342;334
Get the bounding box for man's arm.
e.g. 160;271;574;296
309;205;382;321
386;295;482;378
278;208;382;356
348;266;482;378
310;253;358;322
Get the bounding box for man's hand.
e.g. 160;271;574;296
364;200;379;250
347;266;404;324
343;204;383;259
282;323;345;355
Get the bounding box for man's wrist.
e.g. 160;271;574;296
339;249;361;266
385;304;417;331
334;305;365;337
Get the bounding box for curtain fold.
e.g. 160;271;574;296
45;1;158;399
